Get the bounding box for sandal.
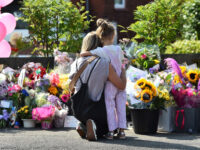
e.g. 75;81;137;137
117;131;126;139
104;131;114;140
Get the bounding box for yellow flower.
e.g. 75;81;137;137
21;108;25;111
24;106;29;109
154;60;160;64
186;70;199;83
135;78;146;89
131;59;136;64
165;95;170;101
141;89;153;103
48;86;58;95
17;110;21;113
25;110;29;114
173;75;182;84
145;81;157;96
180;66;186;75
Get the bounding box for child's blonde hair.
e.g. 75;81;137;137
81;31;102;53
96;18;116;44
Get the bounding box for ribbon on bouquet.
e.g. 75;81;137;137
175;109;185;129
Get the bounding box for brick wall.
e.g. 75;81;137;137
72;0;152;41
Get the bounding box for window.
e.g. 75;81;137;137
114;0;125;9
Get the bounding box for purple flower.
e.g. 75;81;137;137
47;95;60;105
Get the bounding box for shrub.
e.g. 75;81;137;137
126;0;185;53
181;0;200;40
21;0;92;57
165;40;200;54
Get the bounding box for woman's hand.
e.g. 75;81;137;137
108;64;126;90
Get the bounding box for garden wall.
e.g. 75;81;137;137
0;57;54;69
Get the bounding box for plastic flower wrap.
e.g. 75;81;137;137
32;105;55;121
165;58;200;108
127;77;165;110
54;49;73;74
0;74;8;98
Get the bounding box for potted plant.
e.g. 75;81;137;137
17;106;35;128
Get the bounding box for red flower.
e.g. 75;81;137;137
15;73;20;78
141;54;147;59
11;47;19;52
28;73;34;80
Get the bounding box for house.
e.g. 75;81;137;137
71;0;153;41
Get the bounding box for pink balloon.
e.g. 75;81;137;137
0;13;16;34
0;21;6;42
0;40;11;58
0;0;13;7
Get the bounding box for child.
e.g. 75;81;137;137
81;19;127;139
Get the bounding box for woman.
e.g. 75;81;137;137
69;32;126;141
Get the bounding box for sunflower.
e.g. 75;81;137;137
141;89;153;103
173;75;183;84
180;66;186;75
145;81;157;96
48;86;58;95
135;78;146;89
187;70;199;83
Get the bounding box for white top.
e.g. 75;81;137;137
90;45;124;63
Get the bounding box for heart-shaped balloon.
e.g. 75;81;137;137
0;21;6;42
0;0;13;7
0;13;16;35
0;40;11;58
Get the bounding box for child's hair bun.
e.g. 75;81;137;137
96;18;108;29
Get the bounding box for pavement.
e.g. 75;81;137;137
0;129;200;150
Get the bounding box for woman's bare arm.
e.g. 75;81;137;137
80;51;92;57
108;64;126;90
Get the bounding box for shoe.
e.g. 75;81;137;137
76;122;86;138
104;131;114;140
117;131;126;140
86;119;97;141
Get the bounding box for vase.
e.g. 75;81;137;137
130;108;159;134
22;119;35;128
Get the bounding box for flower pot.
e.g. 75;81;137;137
41;120;52;129
130;109;159;134
22;119;35;128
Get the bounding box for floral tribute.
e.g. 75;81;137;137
0;51;72;128
165;58;200;108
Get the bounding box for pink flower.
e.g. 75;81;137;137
61;94;70;103
141;54;147;59
50;73;60;86
8;84;21;93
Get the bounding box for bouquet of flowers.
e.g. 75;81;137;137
54;49;73;74
17;106;32;119
32;105;56;129
165;58;200;108
124;43;160;70
127;77;165;110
